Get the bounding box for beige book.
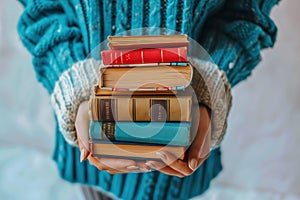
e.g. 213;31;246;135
90;141;186;160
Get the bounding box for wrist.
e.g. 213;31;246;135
189;57;232;148
51;59;100;146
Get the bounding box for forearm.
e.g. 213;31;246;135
51;59;100;146
17;0;87;93
190;58;232;148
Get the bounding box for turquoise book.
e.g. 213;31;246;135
89;121;191;146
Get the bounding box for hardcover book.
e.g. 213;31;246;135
99;64;193;91
90;140;186;160
94;86;178;96
107;34;189;50
89;121;191;146
89;94;192;122
101;47;187;65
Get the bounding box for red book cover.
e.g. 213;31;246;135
101;47;187;65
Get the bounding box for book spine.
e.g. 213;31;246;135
89;121;190;146
150;100;169;121
89;97;191;122
103;62;188;67
98;64;192;91
99;99;116;121
101;47;187;65
99;86;186;91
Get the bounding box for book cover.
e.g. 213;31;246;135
94;86;178;96
107;34;189;50
90;140;186;160
99;64;193;91
103;62;188;67
89;121;191;146
89;95;192;122
101;47;187;65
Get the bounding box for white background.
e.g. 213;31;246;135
0;0;299;199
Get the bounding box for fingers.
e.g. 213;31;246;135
75;101;91;163
87;156;152;174
187;131;210;170
90;156;137;170
154;151;194;176
75;101;90;153
146;105;212;177
196;153;210;167
80;148;90;162
145;161;185;178
135;161;152;172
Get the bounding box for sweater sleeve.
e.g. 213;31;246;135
17;0;98;145
200;0;279;87
17;0;87;93
190;0;279;148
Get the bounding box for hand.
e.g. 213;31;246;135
145;105;211;178
75;101;151;174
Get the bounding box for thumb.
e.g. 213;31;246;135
188;106;211;170
188;131;211;170
75;101;91;162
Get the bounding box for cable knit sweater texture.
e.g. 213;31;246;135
17;0;279;199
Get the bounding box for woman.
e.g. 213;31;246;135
17;0;279;199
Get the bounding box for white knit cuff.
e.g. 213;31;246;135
50;59;100;146
189;58;232;149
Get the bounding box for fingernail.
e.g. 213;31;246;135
80;149;85;163
126;165;139;170
189;159;198;170
145;162;155;169
156;151;167;160
140;168;150;172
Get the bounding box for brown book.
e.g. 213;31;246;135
99;64;192;91
89;94;192;122
90;140;186;160
107;35;189;50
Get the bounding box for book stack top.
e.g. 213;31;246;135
99;35;192;91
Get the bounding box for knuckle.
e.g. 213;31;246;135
89;159;107;170
97;165;106;170
183;171;193;176
176;174;184;178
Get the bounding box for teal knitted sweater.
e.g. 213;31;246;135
17;0;279;199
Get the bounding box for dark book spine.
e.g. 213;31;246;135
150;99;169;121
100;99;116;121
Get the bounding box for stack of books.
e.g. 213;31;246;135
88;35;193;160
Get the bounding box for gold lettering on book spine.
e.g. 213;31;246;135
105;101;110;120
102;122;115;140
99;99;116;121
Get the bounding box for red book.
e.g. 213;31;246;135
101;47;187;65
